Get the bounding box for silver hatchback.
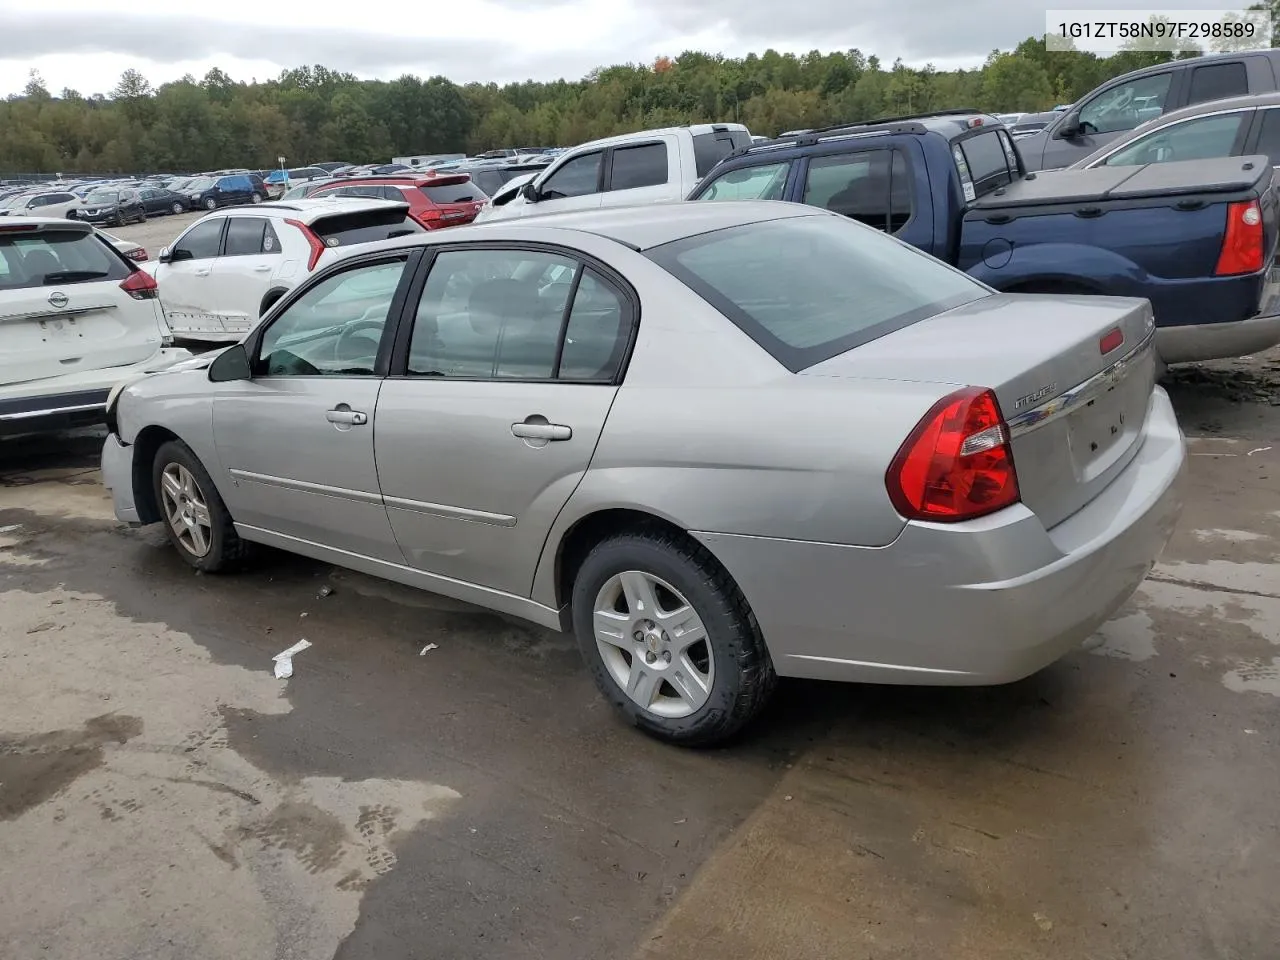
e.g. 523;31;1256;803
101;202;1186;744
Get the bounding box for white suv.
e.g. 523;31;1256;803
151;198;425;342
0;218;189;436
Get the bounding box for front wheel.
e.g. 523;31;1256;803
152;440;246;572
204;197;217;210
250;193;263;204
571;530;776;746
171;202;184;215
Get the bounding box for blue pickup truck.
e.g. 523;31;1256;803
689;110;1280;363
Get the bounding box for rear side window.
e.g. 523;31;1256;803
311;208;425;247
608;143;668;191
802;150;911;233
693;130;752;177
421;180;487;203
224;218;266;256
0;229;130;290
646;214;987;372
956;131;1018;198
697;162;790;201
1186;62;1249;107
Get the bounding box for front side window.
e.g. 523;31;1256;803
539;152;603;200
256;259;407;377
697;162;790;202
1079;73;1174;136
803;151;911;232
647;214;988;372
173;218;224;260
608;143;668;191
409;249;576;379
1103;111;1247;166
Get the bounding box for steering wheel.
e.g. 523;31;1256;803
332;317;386;365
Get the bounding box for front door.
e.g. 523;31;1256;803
374;245;635;595
212;255;415;561
157;216;225;337
520;150;605;219
1041;70;1177;170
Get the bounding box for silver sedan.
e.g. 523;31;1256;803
100;201;1186;745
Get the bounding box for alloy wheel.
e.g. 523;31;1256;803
160;463;212;558
592;570;714;719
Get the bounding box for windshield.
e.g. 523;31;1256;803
85;190;121;204
0;195;28;209
186;178;214;191
646;213;988;371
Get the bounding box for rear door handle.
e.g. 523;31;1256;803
326;408;368;425
511;421;571;441
194;268;211;276
253;264;272;272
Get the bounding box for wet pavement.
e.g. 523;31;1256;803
1;354;1278;959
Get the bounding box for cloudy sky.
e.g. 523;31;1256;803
0;0;1236;95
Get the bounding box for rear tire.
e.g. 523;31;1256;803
151;440;247;573
251;193;263;204
571;529;776;746
204;197;217;211
171;202;184;215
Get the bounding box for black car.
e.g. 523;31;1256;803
183;174;269;210
137;187;191;216
76;187;146;226
461;160;554;198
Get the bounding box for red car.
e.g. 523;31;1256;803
309;173;486;229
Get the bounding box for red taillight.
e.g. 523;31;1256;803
120;269;158;300
886;387;1020;522
1099;327;1124;355
285;217;326;270
416;207;443;229
1215;199;1265;276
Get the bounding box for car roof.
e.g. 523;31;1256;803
574;122;749;152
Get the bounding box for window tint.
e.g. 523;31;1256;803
311;208;424;247
409;249;577;379
1103;111;1246;166
647;215;987;372
608;143;668;191
693;130;752;177
1254;108;1280;164
539;152;602;199
422;180;486;203
698;162;790;201
467;169;506;196
223;218;267;256
1186;62;1249;107
256;260;407;377
0;229;129;291
558;269;630;381
803;151;911;232
174;218;224;259
1079;72;1173;135
957;132;1017;196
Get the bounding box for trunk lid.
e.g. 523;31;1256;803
0;223;165;386
416;179;487;227
802;293;1157;529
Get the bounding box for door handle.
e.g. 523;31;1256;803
252;265;272;272
326;408;368;425
194;268;211;276
511;421;571;441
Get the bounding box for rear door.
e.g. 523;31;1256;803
792;147;913;235
155;217;226;336
0;223;165;385
209;217;284;333
374;244;635;595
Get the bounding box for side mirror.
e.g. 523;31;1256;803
521;182;540;202
1056;112;1083;139
208;343;252;383
157;247;172;263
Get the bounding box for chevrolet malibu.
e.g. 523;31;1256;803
100;202;1186;745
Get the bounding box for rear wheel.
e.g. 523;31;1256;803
152;440;246;573
171;201;184;215
251;193;263;204
203;197;217;211
571;530;776;746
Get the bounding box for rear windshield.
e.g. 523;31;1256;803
420;181;488;203
466;170;506;196
646;214;987;371
0;228;130;291
311;209;426;247
692;130;752;178
956;130;1019;197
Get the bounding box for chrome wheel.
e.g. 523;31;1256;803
160;463;212;558
593;570;714;719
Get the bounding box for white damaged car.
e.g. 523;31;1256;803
0;218;190;437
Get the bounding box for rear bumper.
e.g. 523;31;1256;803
0;347;192;436
696;387;1186;685
1157;312;1280;364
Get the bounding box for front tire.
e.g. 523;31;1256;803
171;201;184;215
152;440;246;573
251;193;263;204
203;197;217;211
571;529;776;746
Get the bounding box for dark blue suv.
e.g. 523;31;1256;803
183;173;268;211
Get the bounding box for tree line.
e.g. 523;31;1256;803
0;38;1212;176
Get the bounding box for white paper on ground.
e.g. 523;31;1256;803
419;643;439;656
272;639;312;679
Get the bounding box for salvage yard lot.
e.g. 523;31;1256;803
2;343;1280;955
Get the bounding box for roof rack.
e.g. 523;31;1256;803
731;107;990;158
